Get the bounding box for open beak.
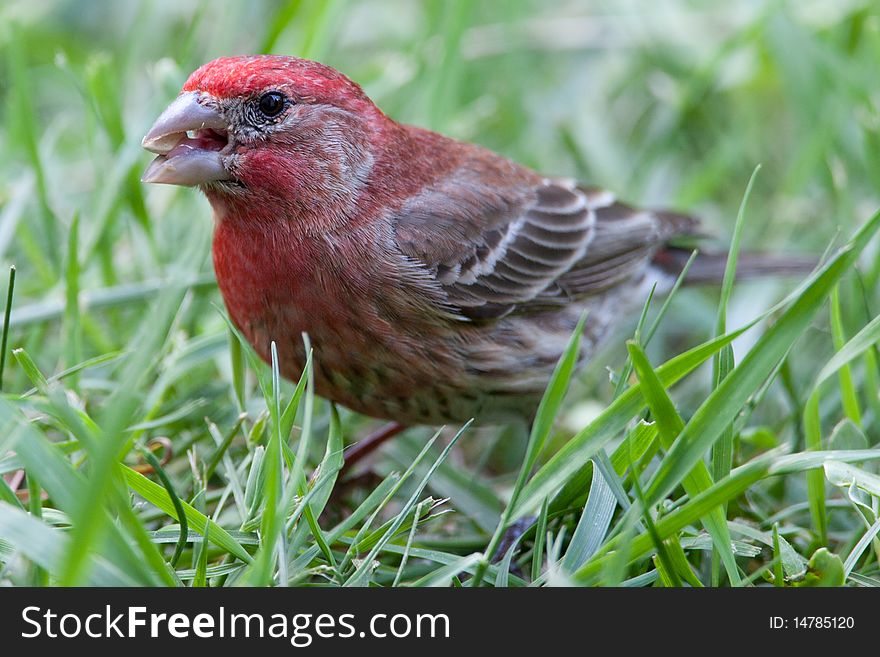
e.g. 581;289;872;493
141;92;232;186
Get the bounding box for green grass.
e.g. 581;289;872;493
1;0;880;587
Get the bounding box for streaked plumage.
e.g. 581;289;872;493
142;55;811;426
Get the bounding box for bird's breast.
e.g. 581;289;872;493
210;217;471;422
212;219;363;361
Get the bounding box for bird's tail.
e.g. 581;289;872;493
652;246;818;285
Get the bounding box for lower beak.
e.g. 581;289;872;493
141;92;232;186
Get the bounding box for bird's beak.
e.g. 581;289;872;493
141;92;233;186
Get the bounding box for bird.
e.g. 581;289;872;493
141;55;811;460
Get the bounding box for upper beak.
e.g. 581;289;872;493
141;92;232;186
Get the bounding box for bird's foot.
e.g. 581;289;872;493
492;516;537;564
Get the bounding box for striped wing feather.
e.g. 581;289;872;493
395;178;697;320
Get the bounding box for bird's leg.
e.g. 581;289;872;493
340;421;407;479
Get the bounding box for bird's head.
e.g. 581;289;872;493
142;56;386;217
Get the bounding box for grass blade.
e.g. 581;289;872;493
644;210;880;509
473;313;587;585
627;341;741;584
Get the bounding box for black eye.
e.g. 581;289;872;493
258;91;286;118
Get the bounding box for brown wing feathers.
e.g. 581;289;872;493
441;181;597;318
395;174;698;320
554;192;698;298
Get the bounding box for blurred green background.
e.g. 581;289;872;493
1;0;880;586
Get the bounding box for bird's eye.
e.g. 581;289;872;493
258;91;286;118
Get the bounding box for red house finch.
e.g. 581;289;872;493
142;56;809;433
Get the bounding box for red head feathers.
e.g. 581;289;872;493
182;55;375;114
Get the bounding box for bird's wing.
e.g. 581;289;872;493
394;173;697;320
